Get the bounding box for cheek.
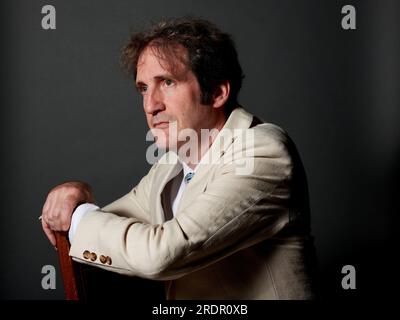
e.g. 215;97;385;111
168;86;200;128
145;114;152;128
176;111;191;131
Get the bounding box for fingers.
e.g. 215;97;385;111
41;217;57;247
40;181;94;246
42;187;76;231
43;202;74;231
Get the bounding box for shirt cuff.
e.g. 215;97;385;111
68;203;99;244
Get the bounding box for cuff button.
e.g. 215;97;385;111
83;250;91;260
100;255;107;264
106;256;112;265
90;252;97;261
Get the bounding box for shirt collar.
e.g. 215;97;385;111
180;160;196;177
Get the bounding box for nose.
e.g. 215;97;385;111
143;86;165;115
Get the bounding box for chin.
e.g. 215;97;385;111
153;137;166;149
155;139;178;152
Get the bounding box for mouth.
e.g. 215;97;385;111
153;121;169;129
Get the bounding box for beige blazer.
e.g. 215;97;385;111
70;107;316;299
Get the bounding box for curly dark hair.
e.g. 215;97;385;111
121;17;244;114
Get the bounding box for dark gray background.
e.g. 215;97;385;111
1;0;398;299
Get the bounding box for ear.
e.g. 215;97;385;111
212;81;230;109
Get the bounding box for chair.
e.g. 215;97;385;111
55;232;165;300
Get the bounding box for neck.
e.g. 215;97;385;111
184;110;227;170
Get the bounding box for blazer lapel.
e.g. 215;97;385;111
176;107;254;214
150;152;182;224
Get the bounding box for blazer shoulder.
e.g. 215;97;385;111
252;122;290;145
242;121;292;159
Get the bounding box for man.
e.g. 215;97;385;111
41;17;317;299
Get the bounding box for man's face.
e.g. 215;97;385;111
136;45;215;151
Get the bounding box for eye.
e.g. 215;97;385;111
137;85;148;94
163;79;175;87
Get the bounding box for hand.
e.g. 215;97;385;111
41;181;95;246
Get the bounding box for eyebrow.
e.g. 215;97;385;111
135;74;177;91
135;81;146;90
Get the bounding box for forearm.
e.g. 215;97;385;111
69;184;290;280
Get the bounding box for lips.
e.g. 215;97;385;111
153;121;169;129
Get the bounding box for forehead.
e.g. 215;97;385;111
136;44;189;80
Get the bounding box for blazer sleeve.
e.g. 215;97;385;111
69;126;294;280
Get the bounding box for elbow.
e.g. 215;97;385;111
133;258;186;281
